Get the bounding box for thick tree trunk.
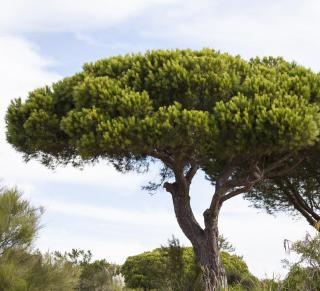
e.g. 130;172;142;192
166;180;228;291
197;212;228;291
193;234;228;290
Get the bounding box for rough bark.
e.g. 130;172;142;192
196;213;228;291
197;167;231;291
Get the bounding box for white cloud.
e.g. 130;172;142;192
36;231;150;264
40;199;174;226
2;0;320;71
117;0;320;70
74;33;135;50
0;36;59;184
0;36;60;112
0;0;176;33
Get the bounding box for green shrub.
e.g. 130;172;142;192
122;242;258;290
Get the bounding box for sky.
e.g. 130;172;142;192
0;0;319;279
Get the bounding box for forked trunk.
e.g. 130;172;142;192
168;181;228;291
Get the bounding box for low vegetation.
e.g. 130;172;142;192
1;186;319;290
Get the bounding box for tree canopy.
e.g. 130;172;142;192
6;49;320;169
7;49;320;222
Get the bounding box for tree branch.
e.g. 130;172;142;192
221;185;253;203
275;179;320;229
163;179;205;244
266;157;304;178
185;162;199;183
264;153;293;174
150;149;175;168
163;181;177;194
283;178;320;221
207;160;236;217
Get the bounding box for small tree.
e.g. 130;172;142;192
0;249;80;291
61;249;121;290
6;49;320;290
282;233;320;290
0;187;42;254
161;236;186;290
0;187;79;290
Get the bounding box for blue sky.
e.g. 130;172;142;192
0;0;318;278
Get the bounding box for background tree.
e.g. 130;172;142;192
0;186;80;290
281;233;320;290
0;249;80;291
6;49;320;290
62;248;123;290
0;186;42;255
160;236;204;291
218;235;235;253
161;236;187;290
245;150;320;231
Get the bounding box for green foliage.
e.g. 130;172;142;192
6;49;320;168
61;248;122;290
160;236;203;291
252;279;280;291
282;266;320;290
220;252;258;290
78;259;118;290
23;250;79;291
218;235;235;253
121;249;166;290
6;50;320;241
0;187;124;291
160;236;186;290
0;248;80;291
0;186;79;290
245;149;320;230
122;237;257;291
0;187;42;254
6;49;320;289
281;233;320;290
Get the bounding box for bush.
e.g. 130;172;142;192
0;249;80;291
122;238;258;291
